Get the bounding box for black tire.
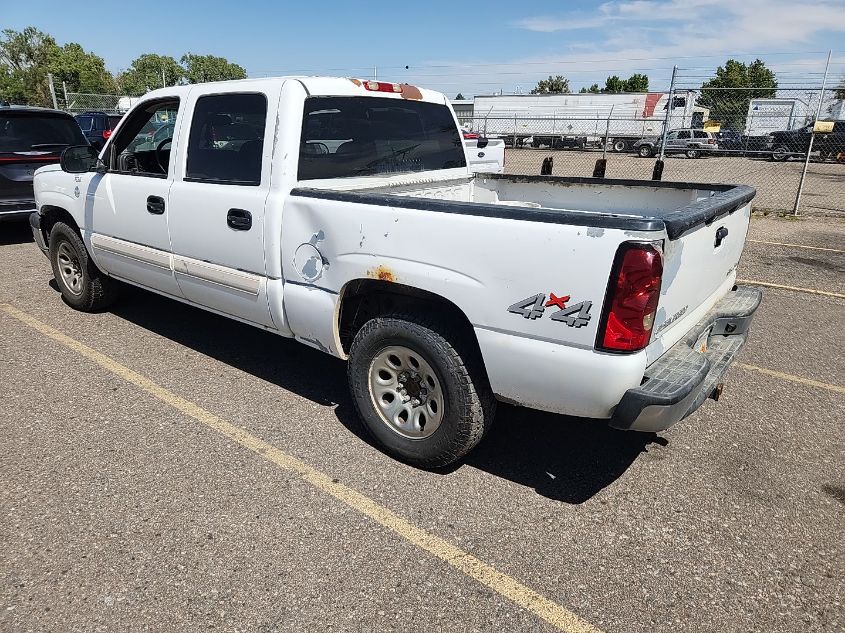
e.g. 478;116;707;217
638;145;653;158
48;222;118;311
348;315;495;468
613;139;627;152
771;145;789;162
685;148;700;159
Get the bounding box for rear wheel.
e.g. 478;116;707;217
348;315;495;468
48;222;118;311
771;145;789;161
685;148;700;159
613;139;627;152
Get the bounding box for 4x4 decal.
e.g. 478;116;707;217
508;292;592;327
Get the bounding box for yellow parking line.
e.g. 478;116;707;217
736;363;845;395
736;279;845;299
747;239;844;254
0;303;601;633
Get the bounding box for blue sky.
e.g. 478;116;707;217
7;0;845;96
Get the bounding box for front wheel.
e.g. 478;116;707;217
348;315;495;468
49;222;118;311
638;145;653;158
771;145;789;162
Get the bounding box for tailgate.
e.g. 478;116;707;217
648;198;752;359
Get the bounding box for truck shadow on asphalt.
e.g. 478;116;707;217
110;286;663;505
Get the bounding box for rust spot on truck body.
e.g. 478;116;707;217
368;265;396;282
400;84;423;100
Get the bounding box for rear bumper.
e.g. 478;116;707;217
611;285;762;432
29;211;49;255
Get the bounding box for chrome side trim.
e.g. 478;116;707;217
172;256;262;295
90;233;171;269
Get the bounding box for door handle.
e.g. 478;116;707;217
146;195;165;215
227;208;252;231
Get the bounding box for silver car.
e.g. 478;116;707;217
635;129;718;159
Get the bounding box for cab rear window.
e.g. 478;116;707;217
298;96;466;180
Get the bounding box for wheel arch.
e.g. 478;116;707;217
39;204;81;243
336;278;488;377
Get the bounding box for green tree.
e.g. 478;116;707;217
530;75;570;94
0;27;58;105
601;74;649;93
698;59;777;130
579;83;601;94
118;54;184;96
603;75;626;93
181;53;246;84
455;92;465;100
625;73;649;92
49;42;117;95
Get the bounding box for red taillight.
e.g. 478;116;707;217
463;132;479;139
363;80;402;93
102;129;112;139
598;243;663;352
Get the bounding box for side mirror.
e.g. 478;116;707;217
60;145;101;173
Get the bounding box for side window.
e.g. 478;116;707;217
666;132;678;140
693;130;709;138
185;93;267;186
108;99;179;177
677;130;691;139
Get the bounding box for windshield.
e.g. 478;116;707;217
1;112;87;152
298;96;466;180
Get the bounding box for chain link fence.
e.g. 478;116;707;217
464;79;843;215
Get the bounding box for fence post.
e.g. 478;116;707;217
792;50;832;216
47;73;58;109
62;82;69;110
653;65;677;181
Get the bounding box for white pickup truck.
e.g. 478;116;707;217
30;76;761;467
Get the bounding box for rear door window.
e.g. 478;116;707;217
185;93;267;186
677;130;691;139
0;112;87;153
693;130;709;138
298;96;466;180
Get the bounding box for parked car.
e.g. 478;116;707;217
714;130;745;154
30;77;760;467
74;111;123;151
634;129;718;158
1;104;88;223
768;121;845;162
464;136;505;173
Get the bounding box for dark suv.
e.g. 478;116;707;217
1;105;88;222
768;121;845;162
74;111;123;150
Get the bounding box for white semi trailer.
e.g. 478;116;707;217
472;91;706;151
744;98;810;138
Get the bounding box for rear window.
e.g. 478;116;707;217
75;115;95;131
0;112;87;152
108;115;123;130
298;96;466;180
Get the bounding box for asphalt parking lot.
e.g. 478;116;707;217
504;149;845;214
1;214;843;633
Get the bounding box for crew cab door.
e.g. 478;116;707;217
167;89;277;328
87;97;182;297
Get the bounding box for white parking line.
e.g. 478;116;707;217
736;279;845;299
747;239;844;254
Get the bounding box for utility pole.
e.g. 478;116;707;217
793;50;832;215
161;67;166;88
47;73;58;109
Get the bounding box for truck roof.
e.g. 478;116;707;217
141;76;447;105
